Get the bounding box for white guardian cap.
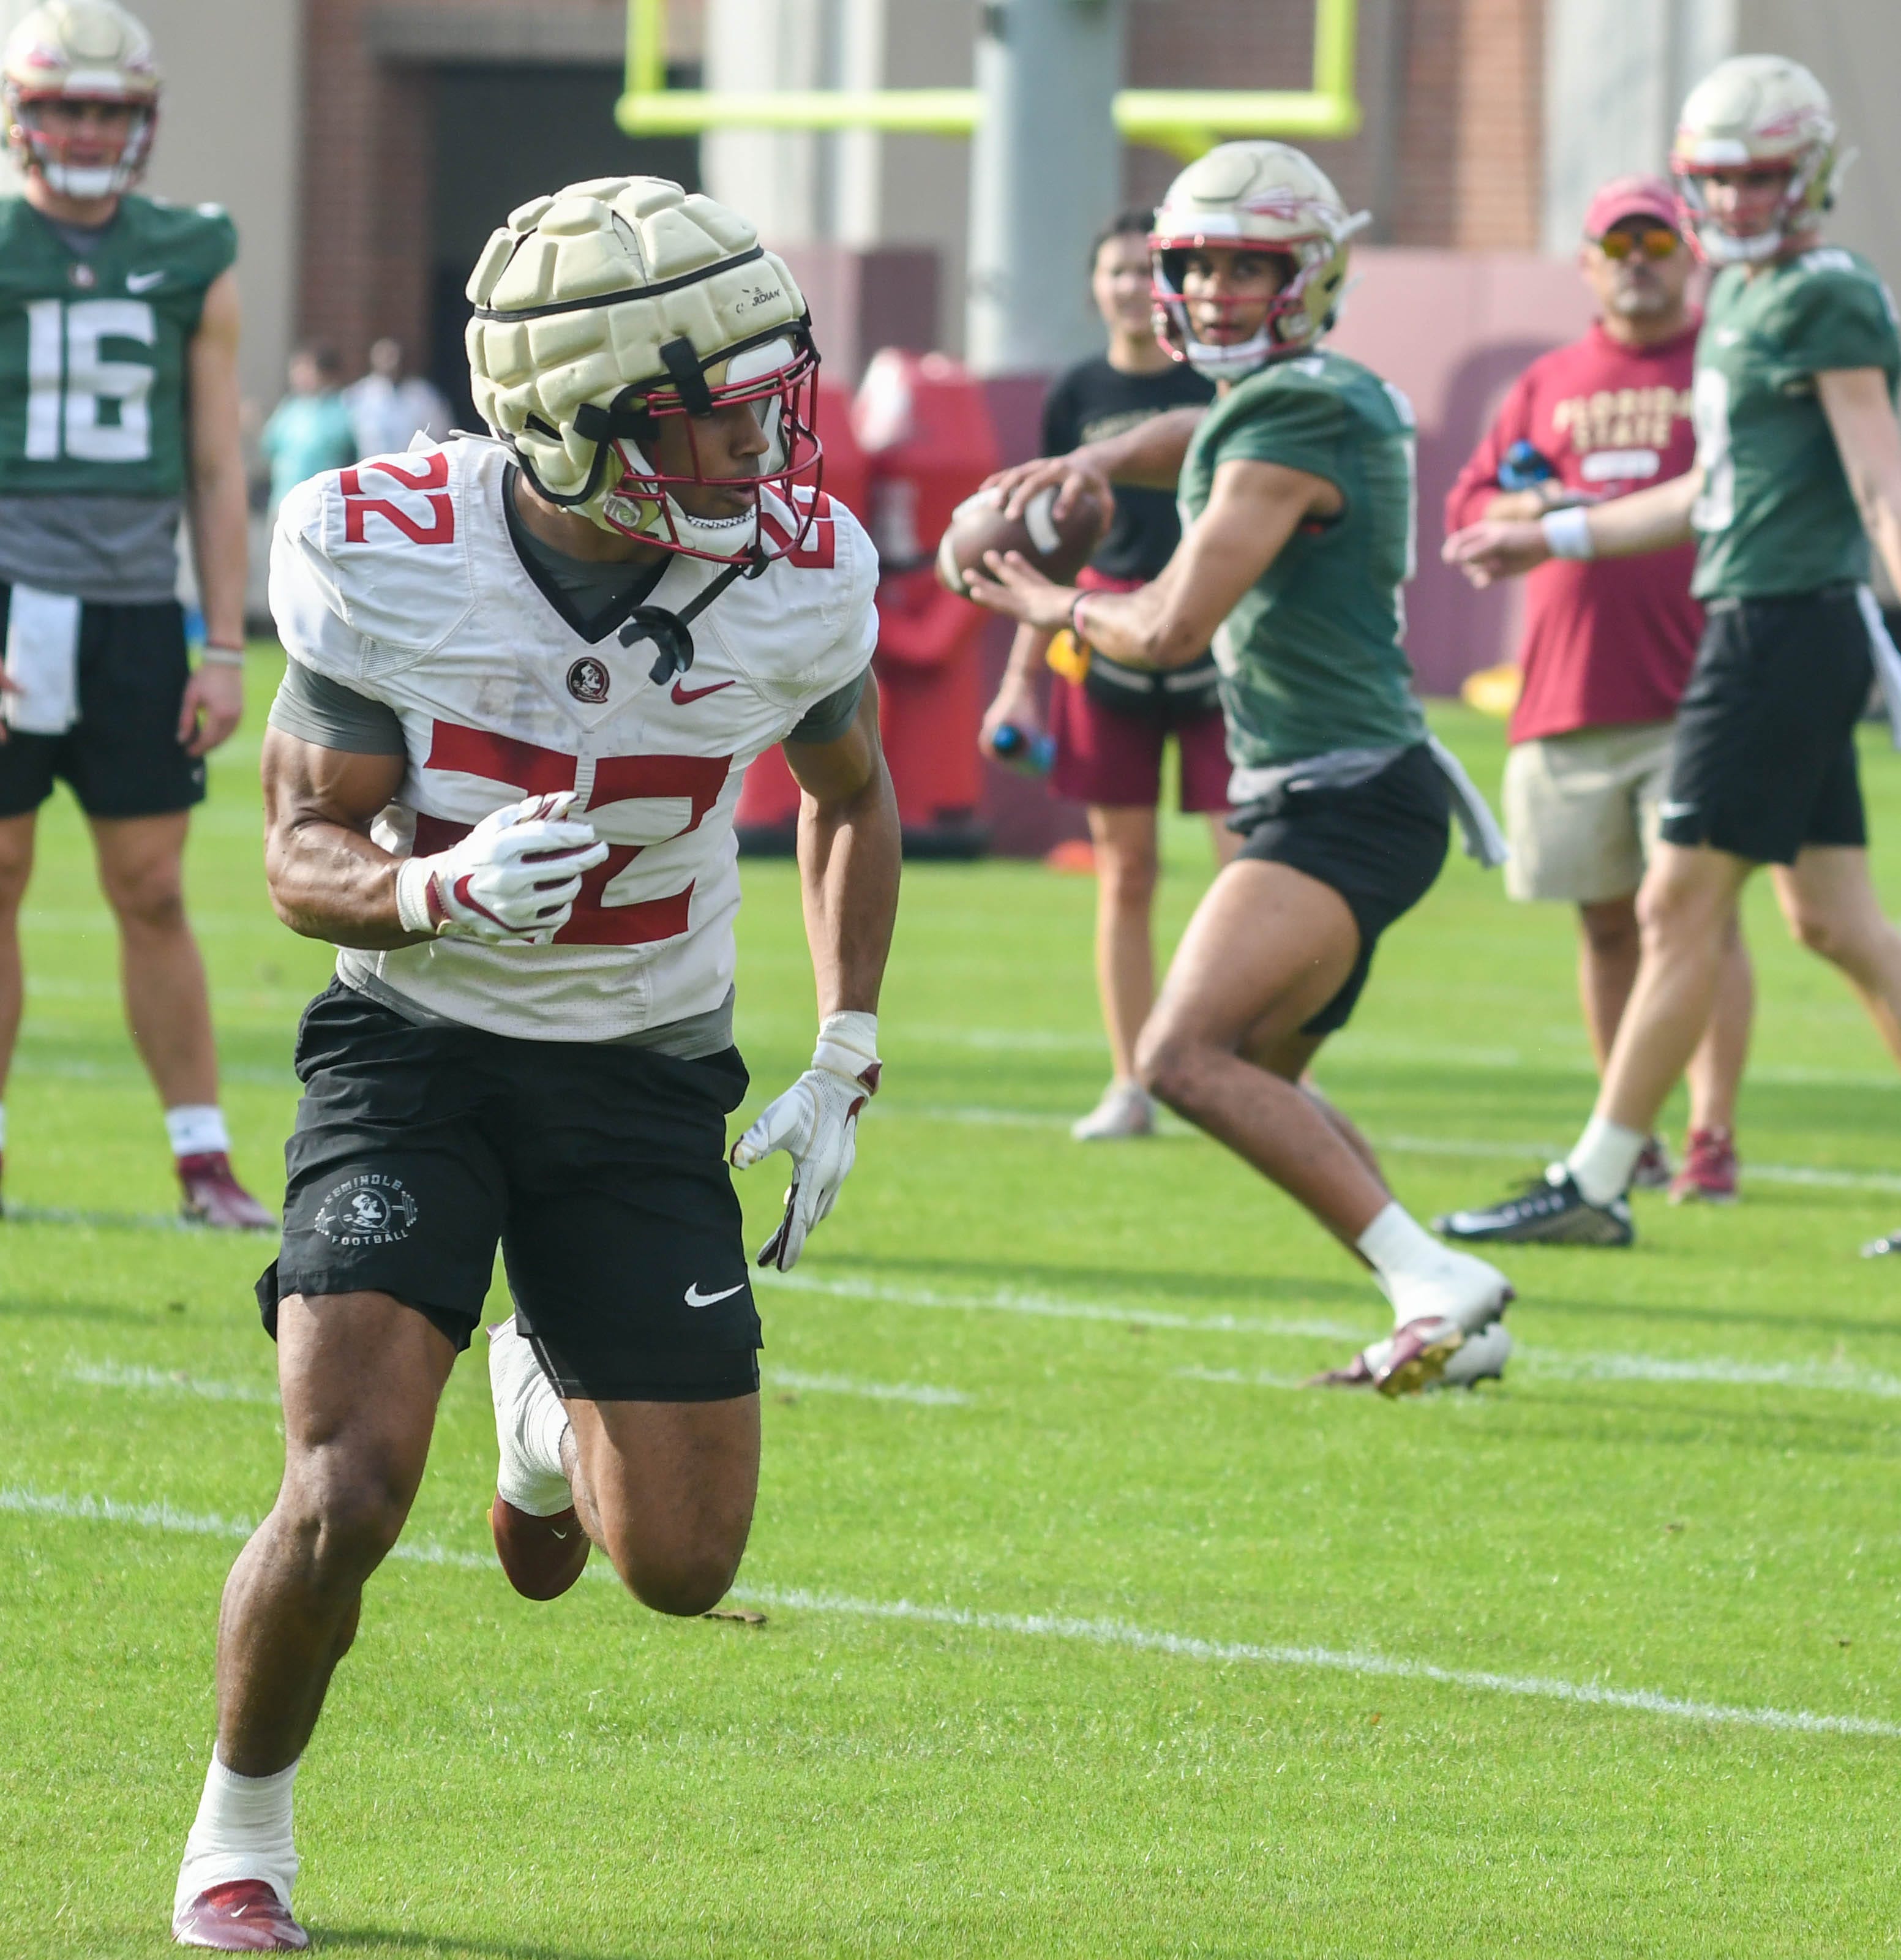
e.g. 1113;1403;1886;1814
1150;141;1368;381
466;176;823;566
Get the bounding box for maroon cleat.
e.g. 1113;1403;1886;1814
1669;1127;1738;1204
489;1495;591;1600
178;1153;276;1230
1307;1348;1378;1388
172;1880;309;1951
1630;1134;1673;1192
1372;1316;1464;1399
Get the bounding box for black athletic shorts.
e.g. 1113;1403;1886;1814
257;982;763;1402
1660;586;1871;865
1229;740;1450;1036
0;588;205;819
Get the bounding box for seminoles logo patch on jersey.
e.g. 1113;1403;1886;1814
313;1172;419;1246
566;656;610;704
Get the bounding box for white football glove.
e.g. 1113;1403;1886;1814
394;790;608;945
730;1010;880;1271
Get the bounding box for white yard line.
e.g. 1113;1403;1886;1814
757;1266;1368;1343
771;1369;971;1406
65;1361;279;1405
872;1102;1901;1195
4;1482;1893;1740
1179;1354;1901;1401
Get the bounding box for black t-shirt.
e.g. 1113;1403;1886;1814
1040;357;1216;582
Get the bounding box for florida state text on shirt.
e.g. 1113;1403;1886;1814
269;438;877;1043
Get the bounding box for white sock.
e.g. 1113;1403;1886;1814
165;1104;231;1160
524;1370;570;1488
1357;1200;1512;1335
1357;1201;1448;1307
1565;1116;1644;1207
173;1753;300;1918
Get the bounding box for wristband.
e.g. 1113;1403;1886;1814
199;645;246;667
394;857;440;935
812;1008;880;1090
1540;506;1596;561
1067;591;1093;648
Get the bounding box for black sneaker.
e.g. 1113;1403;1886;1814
1433;1168;1634;1247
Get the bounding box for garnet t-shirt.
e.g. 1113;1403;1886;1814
1445;320;1703;745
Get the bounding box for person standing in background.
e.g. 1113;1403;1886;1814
259;343;356;518
0;0;271;1227
343;336;451;460
980;211;1228;1141
1446;176;1753;1203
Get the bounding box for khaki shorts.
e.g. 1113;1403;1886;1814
1502;722;1674;904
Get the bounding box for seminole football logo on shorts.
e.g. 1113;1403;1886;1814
313;1171;420;1245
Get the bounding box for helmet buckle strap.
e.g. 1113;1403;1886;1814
659;337;714;418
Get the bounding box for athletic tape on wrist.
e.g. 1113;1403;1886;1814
394;857;439;935
198;647;246;668
813;1009;880;1086
1540;505;1596;561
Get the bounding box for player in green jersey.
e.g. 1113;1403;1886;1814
970;143;1515;1395
0;1;269;1228
1439;56;1901;1255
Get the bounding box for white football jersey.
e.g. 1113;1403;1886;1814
269;437;877;1043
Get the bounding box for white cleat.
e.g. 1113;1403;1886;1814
486;1316;571;1518
1070;1079;1157;1141
1441;1318;1513;1387
1386;1246;1516;1338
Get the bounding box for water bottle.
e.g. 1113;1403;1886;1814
1497;440;1556;492
991;723;1057;777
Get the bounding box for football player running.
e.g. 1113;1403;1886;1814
0;1;269;1225
170;179;899;1950
1439;58;1901;1253
969;143;1514;1395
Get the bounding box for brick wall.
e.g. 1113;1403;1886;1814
299;0;630;373
1392;0;1543;247
1125;0;1542;250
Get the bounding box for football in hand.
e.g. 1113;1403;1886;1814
936;484;1111;596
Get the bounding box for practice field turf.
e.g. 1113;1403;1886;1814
9;652;1901;1956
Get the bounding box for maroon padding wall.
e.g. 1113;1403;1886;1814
973;246;1599;855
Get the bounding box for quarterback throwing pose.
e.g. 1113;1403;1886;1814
0;1;268;1224
972;143;1513;1394
1441;58;1901;1252
171;179;898;1950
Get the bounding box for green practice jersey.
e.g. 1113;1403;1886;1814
0;193;236;499
1177;350;1427;768
1690;246;1901;601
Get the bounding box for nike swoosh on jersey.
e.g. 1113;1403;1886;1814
125;270;166;293
672;678;735;705
684;1279;746;1308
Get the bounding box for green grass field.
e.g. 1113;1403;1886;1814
7;653;1901;1956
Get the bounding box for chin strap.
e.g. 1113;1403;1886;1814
620;547;768;685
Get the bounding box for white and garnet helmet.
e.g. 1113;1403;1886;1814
2;0;160;198
1670;56;1839;266
1150;141;1369;381
465;176;823;566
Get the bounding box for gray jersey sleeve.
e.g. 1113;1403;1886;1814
784;666;869;747
267;655;408;756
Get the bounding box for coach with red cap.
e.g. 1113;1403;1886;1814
1447;174;1754;1203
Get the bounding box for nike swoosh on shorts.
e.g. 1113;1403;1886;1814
684;1280;746;1307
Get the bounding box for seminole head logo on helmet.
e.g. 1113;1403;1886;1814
2;0;160;200
1150;141;1370;381
1670;56;1840;267
466;178;823;568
